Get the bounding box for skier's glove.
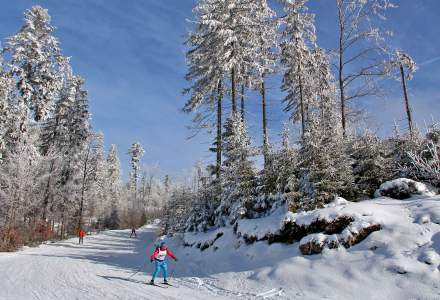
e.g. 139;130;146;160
150;259;153;263
175;258;178;262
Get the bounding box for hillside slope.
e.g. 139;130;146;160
169;195;440;299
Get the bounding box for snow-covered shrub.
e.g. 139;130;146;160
387;130;424;179
327;196;349;207
374;178;434;199
405;124;440;187
407;141;440;187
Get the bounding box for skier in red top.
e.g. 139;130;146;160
149;240;178;285
78;229;86;245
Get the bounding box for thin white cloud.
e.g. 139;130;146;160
419;55;440;66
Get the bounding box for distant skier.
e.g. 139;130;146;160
149;240;178;285
130;227;137;238
78;228;86;245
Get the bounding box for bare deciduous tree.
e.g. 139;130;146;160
334;0;395;136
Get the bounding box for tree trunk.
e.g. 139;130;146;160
231;68;237;114
42;160;55;221
261;80;269;166
298;72;306;139
400;64;413;135
60;213;65;239
338;8;347;137
56;217;61;238
133;169;137;212
41;114;61;222
3;187;19;246
216;80;223;179
240;84;245;121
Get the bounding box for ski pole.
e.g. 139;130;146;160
127;266;143;279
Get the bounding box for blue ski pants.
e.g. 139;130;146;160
151;260;168;281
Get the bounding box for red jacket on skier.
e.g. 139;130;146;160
150;245;177;262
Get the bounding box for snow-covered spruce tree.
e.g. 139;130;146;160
185;0;278;179
89;132;108;229
185;166;220;232
237;0;279;195
212;0;278;114
269;43;349;211
334;0;395;136
0;6;126;246
104;144;122;229
295;110;355;211
273;126;299;195
49;75;89;236
216;113;257;226
244;0;278;165
40;69;76;155
4;5;67;122
388;50;417;135
282;41;355;210
312;48;337;126
0;57;27;154
68;76;90;148
54;75;92;237
184;0;229;179
0;67;16;161
350;130;393;197
39;70;78;221
128;142;144;224
256;126;299;214
280;0;317;138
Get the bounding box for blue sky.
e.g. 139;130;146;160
1;0;439;180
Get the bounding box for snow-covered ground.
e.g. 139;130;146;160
0;226;229;300
2;195;440;300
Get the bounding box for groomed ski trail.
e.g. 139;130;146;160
0;225;231;300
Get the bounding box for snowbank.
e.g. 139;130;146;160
185;197;382;255
183;228;225;251
374;178;435;199
164;195;440;299
299;220;381;255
